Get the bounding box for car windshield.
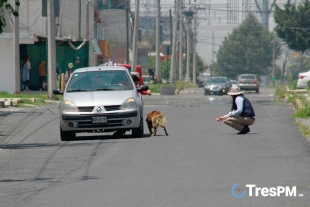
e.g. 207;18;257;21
208;78;227;83
66;70;134;92
240;75;255;79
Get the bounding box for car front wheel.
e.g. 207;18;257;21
132;117;143;138
256;88;259;93
60;127;76;141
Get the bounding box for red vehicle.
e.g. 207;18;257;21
115;64;144;85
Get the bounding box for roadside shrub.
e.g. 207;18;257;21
275;85;286;100
307;80;310;90
291;79;298;90
175;81;198;90
294;95;310;118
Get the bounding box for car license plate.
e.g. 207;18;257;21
92;116;107;124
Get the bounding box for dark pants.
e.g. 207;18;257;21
39;76;45;90
23;80;28;90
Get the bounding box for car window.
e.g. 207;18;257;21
66;70;134;92
208;78;227;83
143;76;149;82
240;75;256;79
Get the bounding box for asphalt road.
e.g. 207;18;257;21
0;88;310;207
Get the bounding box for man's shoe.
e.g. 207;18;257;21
237;126;250;134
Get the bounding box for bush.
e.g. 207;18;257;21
291;79;298;90
307;80;310;90
275;85;286;100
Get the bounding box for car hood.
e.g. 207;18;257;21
63;90;135;106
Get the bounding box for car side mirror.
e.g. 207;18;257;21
137;85;149;92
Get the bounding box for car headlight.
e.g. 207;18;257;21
62;100;79;112
120;97;137;109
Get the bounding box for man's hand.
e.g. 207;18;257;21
216;115;229;122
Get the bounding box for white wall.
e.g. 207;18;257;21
0;40;14;94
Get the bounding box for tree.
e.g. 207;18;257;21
0;0;20;33
215;13;281;79
274;0;310;53
274;0;310;72
286;56;310;80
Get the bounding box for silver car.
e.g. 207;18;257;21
53;66;149;141
237;74;259;93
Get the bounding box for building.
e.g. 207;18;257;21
0;0;94;93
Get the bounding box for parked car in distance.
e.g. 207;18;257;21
142;75;150;85
230;80;238;88
297;71;310;89
204;76;231;95
53;66;149;141
237;74;259;93
197;74;211;87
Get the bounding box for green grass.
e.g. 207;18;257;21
0;91;62;107
147;83;174;93
275;85;287;100
287;94;310;118
147;81;198;93
17;98;47;107
0;91;62;100
295;121;310;138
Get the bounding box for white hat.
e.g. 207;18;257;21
227;87;243;95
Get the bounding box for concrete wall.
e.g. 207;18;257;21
0;40;14;94
6;0;94;40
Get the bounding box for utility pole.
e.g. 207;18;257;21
86;0;94;66
47;0;56;99
212;31;214;62
169;9;172;49
132;0;140;72
192;5;197;84
155;0;161;82
78;0;81;40
14;2;20;93
281;46;288;83
169;0;179;83
179;0;183;80
185;17;191;83
125;0;129;63
272;32;275;88
27;1;29;33
262;0;269;29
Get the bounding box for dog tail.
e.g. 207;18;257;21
152;114;167;128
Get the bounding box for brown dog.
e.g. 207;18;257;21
146;110;169;136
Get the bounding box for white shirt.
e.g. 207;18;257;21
228;96;244;116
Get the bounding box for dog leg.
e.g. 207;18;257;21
152;127;157;136
163;127;168;136
148;127;153;135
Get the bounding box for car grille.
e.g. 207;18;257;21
210;86;220;91
77;105;121;112
104;105;121;111
78;107;94;112
78;119;123;128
